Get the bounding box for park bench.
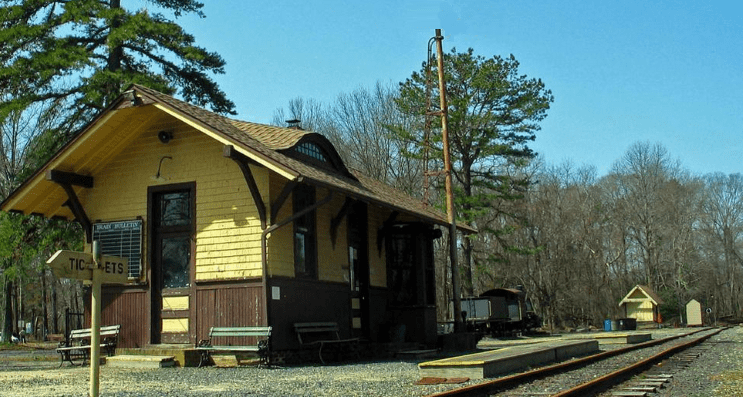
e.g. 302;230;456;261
294;322;360;364
56;324;121;366
195;326;272;367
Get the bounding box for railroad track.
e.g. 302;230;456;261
426;327;725;397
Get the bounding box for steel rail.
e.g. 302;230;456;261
425;328;713;397
552;327;726;396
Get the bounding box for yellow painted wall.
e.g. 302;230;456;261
316;193;349;283
265;176;295;278
626;301;655;322
80;113;265;283
80;108;392;288
265;174;388;288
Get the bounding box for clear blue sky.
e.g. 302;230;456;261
147;1;742;177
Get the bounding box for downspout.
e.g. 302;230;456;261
260;188;333;326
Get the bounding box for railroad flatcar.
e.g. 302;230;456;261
456;286;541;336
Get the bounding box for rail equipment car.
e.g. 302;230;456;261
455;286;541;336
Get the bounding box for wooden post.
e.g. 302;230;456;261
434;29;463;333
90;241;102;397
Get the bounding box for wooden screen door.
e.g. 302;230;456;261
348;201;369;339
149;183;195;344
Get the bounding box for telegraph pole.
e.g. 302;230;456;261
433;29;463;332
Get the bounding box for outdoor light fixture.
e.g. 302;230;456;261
151;156;172;182
158;130;173;144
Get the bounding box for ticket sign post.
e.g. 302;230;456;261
47;243;128;397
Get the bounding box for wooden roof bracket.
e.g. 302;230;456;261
261;189;332;327
330;197;353;249
376;211;399;255
46;170;93;243
224;145;267;229
270;180;298;222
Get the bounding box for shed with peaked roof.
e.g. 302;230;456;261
686;299;703;326
618;285;664;323
1;84;474;355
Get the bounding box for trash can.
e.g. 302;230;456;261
622;318;636;330
604;319;612;331
610;320;619;331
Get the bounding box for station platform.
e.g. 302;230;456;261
589;332;651;344
419;339;599;379
477;332;652;350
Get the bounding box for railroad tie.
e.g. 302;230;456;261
611;391;648;397
623;386;658;393
642;377;671;383
634;381;666;389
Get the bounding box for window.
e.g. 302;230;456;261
388;233;416;305
293;184;317;278
93;220;143;279
294;142;328;163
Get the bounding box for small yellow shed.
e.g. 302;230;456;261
618;285;664;323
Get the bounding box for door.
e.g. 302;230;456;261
149;184;195;344
348;201;369;339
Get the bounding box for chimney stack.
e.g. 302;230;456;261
286;119;302;130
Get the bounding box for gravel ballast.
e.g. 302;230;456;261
1;326;741;396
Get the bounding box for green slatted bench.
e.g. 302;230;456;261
56;324;121;366
195;326;272;367
294;322;360;364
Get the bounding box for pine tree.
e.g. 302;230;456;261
0;0;235;134
395;48;553;295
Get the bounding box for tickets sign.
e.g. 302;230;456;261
47;250;129;284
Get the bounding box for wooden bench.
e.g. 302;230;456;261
294;322;360;364
195;326;272;367
56;325;121;367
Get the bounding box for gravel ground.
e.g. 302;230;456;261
0;357;477;396
1;327;741;396
657;326;743;397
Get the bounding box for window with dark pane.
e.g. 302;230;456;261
388;233;415;305
293;184;317;278
161;236;191;288
295;142;328;163
159;192;191;227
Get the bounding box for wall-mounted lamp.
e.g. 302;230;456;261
151;156;173;182
158;131;173;144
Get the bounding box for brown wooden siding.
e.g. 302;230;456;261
100;287;149;348
269;277;357;350
195;281;265;345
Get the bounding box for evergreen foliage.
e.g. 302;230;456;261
395;48;553;292
0;0;235;136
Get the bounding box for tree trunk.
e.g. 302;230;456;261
42;271;49;341
52;278;58;334
3;278;13;342
463;237;473;296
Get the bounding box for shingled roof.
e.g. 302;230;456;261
2;84;474;233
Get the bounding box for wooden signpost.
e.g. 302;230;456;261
47;242;129;397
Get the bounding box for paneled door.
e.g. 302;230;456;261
348;201;369;339
149;183;195;344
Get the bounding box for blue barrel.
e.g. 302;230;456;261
604;319;612;331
